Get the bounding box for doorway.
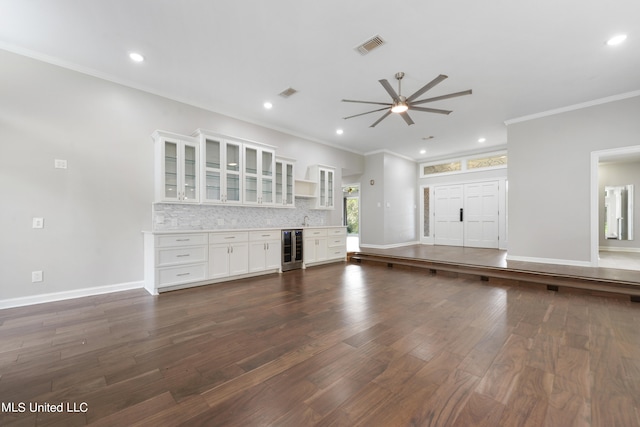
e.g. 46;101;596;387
591;145;640;270
343;185;360;252
422;180;504;249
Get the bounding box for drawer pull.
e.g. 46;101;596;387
176;254;190;257
176;238;190;242
224;236;235;239
262;234;270;237
176;273;191;277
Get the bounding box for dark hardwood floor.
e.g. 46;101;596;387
1;263;640;426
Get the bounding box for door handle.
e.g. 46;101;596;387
460;208;464;222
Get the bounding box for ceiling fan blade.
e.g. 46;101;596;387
341;99;392;106
370;111;392;127
343;107;390;120
411;89;473;105
406;74;448;102
410;106;452;115
400;112;415;126
379;79;399;100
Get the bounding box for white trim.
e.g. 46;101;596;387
0;281;145;310
506;255;593;268
505;90;640;125
599;246;640;253
359;241;420;249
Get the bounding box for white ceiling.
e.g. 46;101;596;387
1;0;638;161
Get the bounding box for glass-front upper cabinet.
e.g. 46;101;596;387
276;158;295;207
200;133;242;204
153;131;199;203
308;164;335;209
243;145;275;205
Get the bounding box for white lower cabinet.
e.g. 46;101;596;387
326;227;347;260
145;233;209;293
304;227;347;266
248;230;281;273
144;227;344;294
209;232;249;279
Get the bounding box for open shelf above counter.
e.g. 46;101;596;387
294;179;316;198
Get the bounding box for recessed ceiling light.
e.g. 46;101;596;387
129;52;144;62
420;149;426;154
478;137;486;143
336;129;344;135
607;34;627;46
263;102;273;109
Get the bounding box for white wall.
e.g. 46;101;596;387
0;50;363;304
359;151;417;247
507;94;640;265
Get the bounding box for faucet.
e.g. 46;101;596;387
303;215;310;227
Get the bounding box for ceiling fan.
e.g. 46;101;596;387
342;72;472;127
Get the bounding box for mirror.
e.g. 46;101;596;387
604;184;634;240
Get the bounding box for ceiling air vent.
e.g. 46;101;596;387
355;35;385;55
278;87;298;98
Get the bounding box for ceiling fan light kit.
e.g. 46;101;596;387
342;72;472;127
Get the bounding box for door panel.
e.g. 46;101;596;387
464;182;499;248
434;185;464;246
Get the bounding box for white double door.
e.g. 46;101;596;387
433;181;499;248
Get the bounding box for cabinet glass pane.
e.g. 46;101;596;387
206;139;221;169
320;170;326;206
183;145;197;200
227;173;240;202
206;171;221;201
164;141;178;199
227;144;240;172
262;177;273;203
245;147;257;174
327;171;333;207
275;163;283;204
245;176;257;202
262;151;273;177
286;164;293;203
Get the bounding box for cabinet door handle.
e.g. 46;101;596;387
230;246;234;253
460;208;464;222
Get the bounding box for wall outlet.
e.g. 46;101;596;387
155;215;165;224
54;159;68;169
217;219;224;226
31;271;43;283
32;217;44;228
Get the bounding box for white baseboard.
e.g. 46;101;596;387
359;241;420;250
0;281;145;310
599;246;640;253
506;255;593;268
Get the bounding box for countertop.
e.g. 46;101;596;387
143;225;346;234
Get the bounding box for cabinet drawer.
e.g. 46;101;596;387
156;246;207;267
328;247;346;259
249;230;280;241
327;236;346;248
305;228;327;237
157;263;207;287
328;227;346;236
157;233;207;248
209;232;249;244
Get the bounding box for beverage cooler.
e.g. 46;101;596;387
281;229;303;271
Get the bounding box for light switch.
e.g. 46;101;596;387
32;217;44;229
32;271;43;282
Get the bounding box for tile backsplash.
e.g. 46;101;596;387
153;198;331;231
